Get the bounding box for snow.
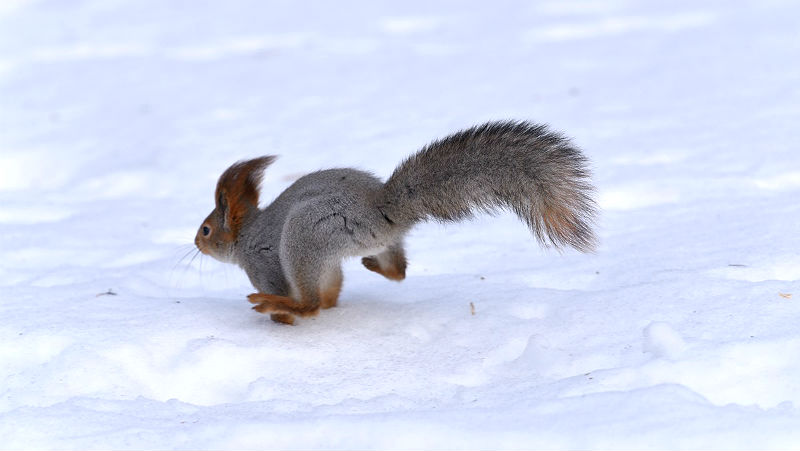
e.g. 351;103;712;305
642;321;687;360
1;0;799;449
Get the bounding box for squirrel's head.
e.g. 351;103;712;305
195;156;276;263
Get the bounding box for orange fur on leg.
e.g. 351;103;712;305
269;313;295;325
361;251;406;281
320;271;343;309
246;295;296;324
248;293;321;317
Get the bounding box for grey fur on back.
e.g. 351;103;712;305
379;120;597;252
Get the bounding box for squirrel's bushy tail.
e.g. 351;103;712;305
380;120;597;252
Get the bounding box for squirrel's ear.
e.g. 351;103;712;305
215;156;277;233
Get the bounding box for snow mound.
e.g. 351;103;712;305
643;321;687;359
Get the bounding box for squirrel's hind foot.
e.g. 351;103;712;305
361;245;407;281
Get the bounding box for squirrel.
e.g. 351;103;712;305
195;120;597;325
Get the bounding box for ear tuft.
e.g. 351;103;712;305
215;156;277;234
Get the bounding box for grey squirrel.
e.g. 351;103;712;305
195;120;597;325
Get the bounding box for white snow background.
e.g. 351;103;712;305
1;0;799;449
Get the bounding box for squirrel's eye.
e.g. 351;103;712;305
202;226;211;236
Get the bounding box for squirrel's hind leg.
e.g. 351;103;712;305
362;242;407;281
320;265;343;309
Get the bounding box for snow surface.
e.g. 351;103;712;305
1;0;800;449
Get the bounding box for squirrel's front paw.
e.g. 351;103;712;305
251;302;274;313
269;313;295;325
247;292;320;319
251;301;296;325
249;294;278;312
248;295;296;324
